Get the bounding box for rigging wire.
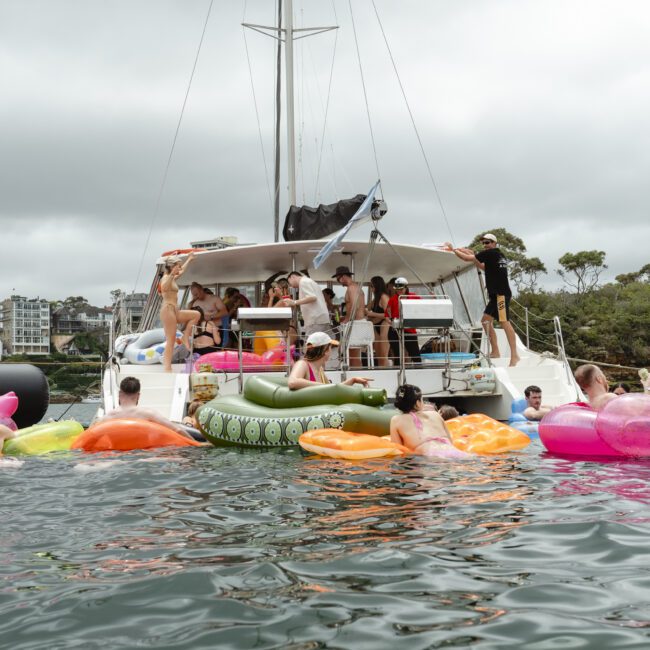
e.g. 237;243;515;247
313;0;339;205
131;0;214;299
370;0;455;244
348;0;382;196
242;1;274;216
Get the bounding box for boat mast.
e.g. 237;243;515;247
243;5;337;238
285;0;296;211
273;2;282;242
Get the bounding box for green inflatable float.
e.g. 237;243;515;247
3;420;84;455
197;376;397;448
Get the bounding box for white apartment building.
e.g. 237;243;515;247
0;296;51;355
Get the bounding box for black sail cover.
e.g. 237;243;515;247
282;194;367;241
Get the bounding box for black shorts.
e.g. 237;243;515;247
484;294;511;322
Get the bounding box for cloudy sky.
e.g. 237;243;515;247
1;0;648;306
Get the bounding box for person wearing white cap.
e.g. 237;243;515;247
444;234;520;366
287;331;372;390
384;277;421;363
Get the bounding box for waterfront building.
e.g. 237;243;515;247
0;296;51;355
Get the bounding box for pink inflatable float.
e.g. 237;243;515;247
539;394;650;458
0;391;19;431
193;345;294;373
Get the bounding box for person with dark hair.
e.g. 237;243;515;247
322;288;341;330
438;404;460;421
189;282;227;322
611;382;631;396
385;277;421;363
100;376;195;438
159;254;201;372
286;271;331;337
390;384;471;458
445;233;519;366
191;306;221;355
287;332;371;389
365;275;390;367
522;385;551;421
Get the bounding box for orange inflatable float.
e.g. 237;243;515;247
299;429;409;460
72;419;203;452
445;414;530;454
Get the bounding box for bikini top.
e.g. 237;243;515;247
307;363;329;384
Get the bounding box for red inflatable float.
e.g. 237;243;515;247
72;419;203;452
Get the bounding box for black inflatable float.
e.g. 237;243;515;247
0;364;49;428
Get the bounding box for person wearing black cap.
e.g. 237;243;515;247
445;234;519;366
333;265;367;368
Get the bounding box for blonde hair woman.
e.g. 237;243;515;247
159;254;200;372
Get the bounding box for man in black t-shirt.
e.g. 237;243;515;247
445;233;520;366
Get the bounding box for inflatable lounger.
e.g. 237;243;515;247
198;376;396;448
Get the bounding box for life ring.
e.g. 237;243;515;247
299;429;409;460
445;414;531;454
72;419;203;452
197;378;396;449
539;394;650;457
161;248;202;257
508;397;540;437
122;328;183;365
3;420;84;456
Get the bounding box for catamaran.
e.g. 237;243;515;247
100;2;582;426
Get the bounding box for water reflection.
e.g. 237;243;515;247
4;447;650;647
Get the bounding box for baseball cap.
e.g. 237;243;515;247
481;233;497;243
305;332;339;347
394;277;408;287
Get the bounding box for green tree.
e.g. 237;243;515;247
557;250;607;295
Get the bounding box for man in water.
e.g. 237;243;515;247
286;271;331;337
334;265;367;368
574;364;618;410
522;385;552;420
445;233;519;366
101;376;197;439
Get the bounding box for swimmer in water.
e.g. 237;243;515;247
390;384;471;459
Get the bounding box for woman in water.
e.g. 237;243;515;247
390;384;471;458
159;254;200;372
288;332;371;389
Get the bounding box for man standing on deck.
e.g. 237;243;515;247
445;233;520;366
334;266;366;368
189;283;228;322
286;271;331;337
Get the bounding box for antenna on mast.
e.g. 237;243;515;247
243;2;338;242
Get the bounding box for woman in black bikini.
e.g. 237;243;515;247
190;306;222;355
365;275;390;367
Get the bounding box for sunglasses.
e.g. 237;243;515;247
481;240;493;245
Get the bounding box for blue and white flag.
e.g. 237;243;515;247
312;180;380;269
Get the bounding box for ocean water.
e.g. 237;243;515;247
3;441;650;649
